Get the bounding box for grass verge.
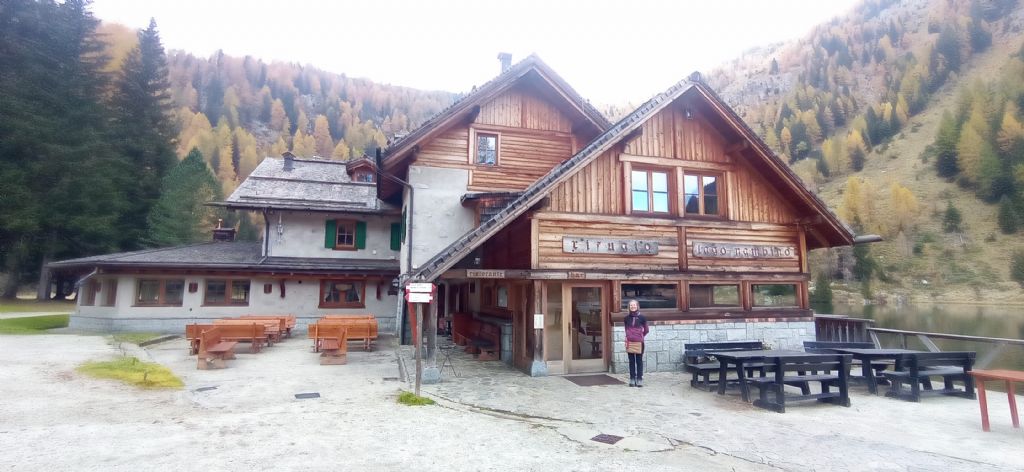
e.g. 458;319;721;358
77;356;183;389
0;314;69;334
0;300;75;313
397;391;435;406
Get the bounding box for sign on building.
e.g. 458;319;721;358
562;236;659;255
691;241;796;259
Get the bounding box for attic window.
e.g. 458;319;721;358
353;170;375;183
475;132;498;165
683;173;720;216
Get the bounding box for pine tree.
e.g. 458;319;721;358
809;272;834;314
1012;251;1024;287
943;202;963;233
890;183;919;233
313;115;334;157
146;148;220;246
998;196;1018;234
110;18;177;250
769;58;779;75
934;111;960;177
332;139;351;160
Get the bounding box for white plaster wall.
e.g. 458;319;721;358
267;211;400;260
403;166;476;273
71;274;399;334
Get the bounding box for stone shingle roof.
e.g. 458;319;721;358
222;157;398;214
49;242;398;275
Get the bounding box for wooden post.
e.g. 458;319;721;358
533;281;543;362
412;301;422;396
427;297;438;365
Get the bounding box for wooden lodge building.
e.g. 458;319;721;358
52;54;864;376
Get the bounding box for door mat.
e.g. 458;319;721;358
294;392;320;399
564;374;624;387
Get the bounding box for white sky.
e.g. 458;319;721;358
91;0;859;104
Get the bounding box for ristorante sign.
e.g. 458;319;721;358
692;241;795;259
562;236;659;255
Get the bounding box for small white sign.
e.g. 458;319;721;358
406;292;433;303
406;282;435;293
533;314;544;329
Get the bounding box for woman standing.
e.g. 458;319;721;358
624;299;649;387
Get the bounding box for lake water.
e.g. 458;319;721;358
828;304;1024;371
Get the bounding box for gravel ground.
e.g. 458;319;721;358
1;332;1022;471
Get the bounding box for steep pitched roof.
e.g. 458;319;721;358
220;156;398;214
408;76;855;281
380;54;611;171
49;242;398;275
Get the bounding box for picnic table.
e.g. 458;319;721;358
709;349;805;401
968;369;1023;432
831;348;921;394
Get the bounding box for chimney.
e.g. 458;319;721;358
282;151;295;171
212;218;236;242
497;52;512;73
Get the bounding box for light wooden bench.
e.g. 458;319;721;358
309;324;349;365
187;323;269;353
319;315;378;350
238;315;296;337
214;319;281;344
196;326;238;370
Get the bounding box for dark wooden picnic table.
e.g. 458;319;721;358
830;348;921;394
708;349;805;401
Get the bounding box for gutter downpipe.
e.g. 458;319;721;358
262;208;271;257
375;148;415;344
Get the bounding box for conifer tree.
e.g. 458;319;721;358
809;272;834;314
943;202;963;233
313;115;334;157
146;148;220;246
111;18;177;249
998;196;1018;234
934;111;960;177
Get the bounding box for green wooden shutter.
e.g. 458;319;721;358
355;221;367;249
390;223;401;251
324;219;336;248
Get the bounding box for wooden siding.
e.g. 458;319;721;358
685;227;801;273
412;86;577;192
536;219;679;270
543;103;798;224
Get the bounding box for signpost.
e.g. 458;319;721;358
406;281;436;395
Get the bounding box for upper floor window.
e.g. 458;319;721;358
631;169;671;214
204;278;251;306
325;219;366;251
135;279;184;306
476;133;498;165
684;173;719;216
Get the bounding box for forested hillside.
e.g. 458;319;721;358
708;0;1024;304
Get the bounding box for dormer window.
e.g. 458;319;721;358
684;173;719;216
475;132;498;165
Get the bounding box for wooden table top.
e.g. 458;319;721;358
706;349;805;360
830;348;920;356
969;369;1024;382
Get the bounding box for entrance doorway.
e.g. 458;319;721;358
544;282;607;374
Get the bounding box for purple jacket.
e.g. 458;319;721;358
624;312;649;342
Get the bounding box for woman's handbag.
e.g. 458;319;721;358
626;341;642;354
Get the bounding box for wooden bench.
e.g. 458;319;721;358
196;326;239;370
309;324;349;365
238;315;296;337
319;315;378;350
214;318;282;343
684;341;766;390
746;354;852;413
803;341;891;384
883;351;977;402
187;323;269;353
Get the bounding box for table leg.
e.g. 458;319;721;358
862;356;877;394
737;360;749;402
977;380;990;432
1007;381;1019;429
716;361;729;395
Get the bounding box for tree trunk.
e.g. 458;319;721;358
36;254;52;301
2;254;22;300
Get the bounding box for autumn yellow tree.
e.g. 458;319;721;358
291;129;315;157
997;103;1023;156
313;115;334;157
270;137;288;158
889;182;919;233
270;98;289;134
332;139;351;160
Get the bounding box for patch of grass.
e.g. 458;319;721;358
0;314;69;334
0;299;75;313
397;391;435;406
111;333;163;345
77;356;183;389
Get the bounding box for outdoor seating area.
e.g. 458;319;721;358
686;340;981;413
185;315;295;368
451;312;501;361
316;315;379;351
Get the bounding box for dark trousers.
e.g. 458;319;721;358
628;343;645;379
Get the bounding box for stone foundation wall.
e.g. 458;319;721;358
70;314;397;335
610;319;814;374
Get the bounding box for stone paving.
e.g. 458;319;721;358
404;338;1024;471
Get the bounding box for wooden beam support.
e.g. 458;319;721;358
725;140;750;155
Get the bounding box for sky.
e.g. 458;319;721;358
90;0;860;104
